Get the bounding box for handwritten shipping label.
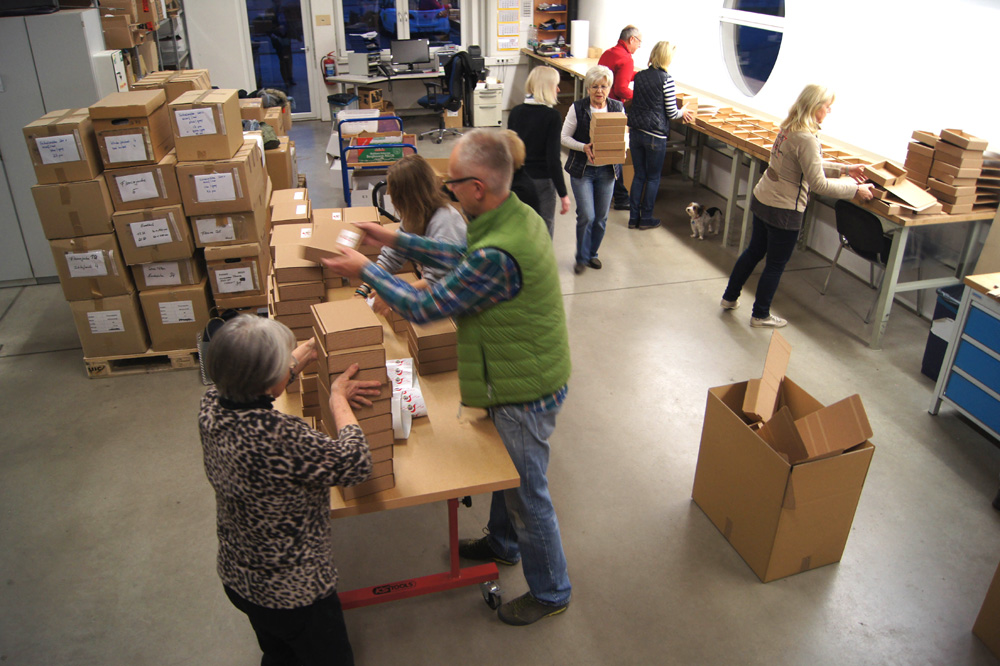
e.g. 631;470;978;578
35;134;81;164
158;300;196;324
115;172;159;202
65;250;108;278
194;173;237;202
214;266;255;293
142;261;182;286
195;217;235;243
174;108;218;137
130;218;173;247
87;310;124;334
104;134;147;163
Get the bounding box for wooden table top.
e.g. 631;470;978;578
965;273;1000;299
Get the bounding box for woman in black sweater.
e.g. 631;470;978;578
507;66;570;238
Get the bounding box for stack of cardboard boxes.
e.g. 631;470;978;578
132;69;212;104
311;300;395;499
927;129;990;215
269;191;323;342
406;318;458;375
905;130;936;187
590;111;628;166
98;0;165;50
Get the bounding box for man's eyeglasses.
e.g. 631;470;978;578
443;176;482;188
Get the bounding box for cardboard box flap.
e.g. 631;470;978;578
782;442;875;509
883;179;939;211
89;90;165;118
792;394;872;462
743;331;792;422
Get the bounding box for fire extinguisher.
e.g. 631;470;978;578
322;52;337;80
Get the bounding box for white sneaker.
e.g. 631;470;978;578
720;298;740;310
750;314;787;328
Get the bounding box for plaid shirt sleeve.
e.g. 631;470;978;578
360;238;521;323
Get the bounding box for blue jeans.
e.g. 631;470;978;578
570;165;615;265
628;131;668;223
530;177;557;239
486;402;571;607
723;214;800;319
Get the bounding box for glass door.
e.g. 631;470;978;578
245;0;319;118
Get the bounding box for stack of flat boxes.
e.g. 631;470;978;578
590;111;628;166
406;317;458;375
382;270;420;335
927;129;988;215
904;130;936;188
311;300;395;500
132;69;212;104
169;89;271;311
25;108;150;357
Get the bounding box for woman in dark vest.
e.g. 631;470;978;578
627;41;694;230
560;65;624;275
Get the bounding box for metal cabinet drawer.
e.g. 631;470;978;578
943;372;1000;436
965;305;1000;351
953;339;1000;395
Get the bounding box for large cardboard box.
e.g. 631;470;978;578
31;176;115;239
272;197;312;226
691;332;875;582
191;180;271;248
133;69;211;104
272;244;322;284
239;97;265;122
23;109;103;184
265;136;296;190
103;150;183;212
111;204;194;265
89;90;173;168
175;139;267;215
49;233;135;302
264;107;286;137
130;257;204;291
69;292;149;357
974;558;1000;659
270;221;313;263
270;187;308;209
296;215;367;263
204;241;269;299
169;89;244;162
138;279;211;351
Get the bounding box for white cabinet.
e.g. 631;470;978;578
472;87;503;128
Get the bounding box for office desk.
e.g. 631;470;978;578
277;315;519;609
520;49;594;98
325;70;443;112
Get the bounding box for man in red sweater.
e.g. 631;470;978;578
598;25;642;208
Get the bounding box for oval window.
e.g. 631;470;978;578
720;0;784;96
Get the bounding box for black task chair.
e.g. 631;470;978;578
820;200;894;323
417;53;465;144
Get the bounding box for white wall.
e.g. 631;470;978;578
186;0;255;91
578;0;1000;161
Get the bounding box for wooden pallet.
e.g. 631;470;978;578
84;347;199;379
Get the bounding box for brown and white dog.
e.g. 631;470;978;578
685;202;722;240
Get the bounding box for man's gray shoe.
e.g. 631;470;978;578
498;592;569;626
458;536;517;566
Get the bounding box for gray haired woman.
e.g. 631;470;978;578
199;314;381;665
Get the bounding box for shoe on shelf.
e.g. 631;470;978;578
638;219;661;230
720;298;740;310
750;314;787;328
613;201;631;211
458;536;518;566
498;592;569;626
573;262;587;275
588;258;602;269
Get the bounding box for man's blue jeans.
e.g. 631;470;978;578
628;131;668;224
486;402;571;607
570;165;615;265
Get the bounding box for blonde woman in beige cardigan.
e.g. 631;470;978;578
721;84;875;328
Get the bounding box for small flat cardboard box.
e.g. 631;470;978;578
138;278;211;351
973;558;1000;659
930;160;982;184
31;176;114;239
175;139;267;215
691;332;875;582
407;317;457;349
272;244;322;283
276;281;324;301
169;89;244;162
270;188;309;209
130;257;204;291
69;292;150;357
192;179;270;248
103;150;183;212
592;149;627;166
50;233;135;301
204;241;269;298
933;149;985;171
270;221;314;262
903;152;932;176
239;97;265;122
321;343;387;374
906;141;935;160
265;136;296;190
297;217;368;263
272;199;312;226
89;90;173;168
112;204;194;265
911;130;939;147
591;111;627;127
444;102;463;129
865;161;907;187
940;201;975;215
213;291;269;310
414;356;458;375
340;473;395;501
274;312;314;329
935;140;985;161
271;294;319;316
358;412;393;436
414;344;458;363
927;178;976;201
23;109;103;184
311;299;383;351
940;129;988;152
868;198;902;217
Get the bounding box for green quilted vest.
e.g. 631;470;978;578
456;194;571;407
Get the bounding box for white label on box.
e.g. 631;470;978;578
142;261;182;286
300;228;312;239
295;204;307;215
331;211;343;221
337;229;361;248
215;266;255;293
174;108;218;137
35;134;81;164
293;191;305;200
194;173;237;202
130;218;173;247
87;310;124;334
195;217;235;243
65;250;108;277
105;134;148;163
158;300;196;324
115;172;159;202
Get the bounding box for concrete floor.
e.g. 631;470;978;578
1;117;999;666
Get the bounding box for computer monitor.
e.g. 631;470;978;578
390;39;431;71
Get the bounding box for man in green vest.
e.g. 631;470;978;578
322;129;572;626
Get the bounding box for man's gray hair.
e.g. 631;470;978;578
619;25;640;42
454;129;513;196
207;315;294;402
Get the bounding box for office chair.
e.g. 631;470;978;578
821;200;894;323
417;53;465;144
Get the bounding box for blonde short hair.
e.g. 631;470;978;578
583;65;613;94
648;41;675;70
524;66;560;107
502;130;526;170
782;84;835;134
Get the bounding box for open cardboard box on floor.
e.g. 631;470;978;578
692;332;875;583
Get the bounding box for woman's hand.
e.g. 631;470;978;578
331;363;383;409
856;183;876;201
847;164;867;183
584;143;596;164
681;104;695;123
292;338;318;371
559;195;571;215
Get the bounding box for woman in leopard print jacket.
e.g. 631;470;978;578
199;315;382;665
